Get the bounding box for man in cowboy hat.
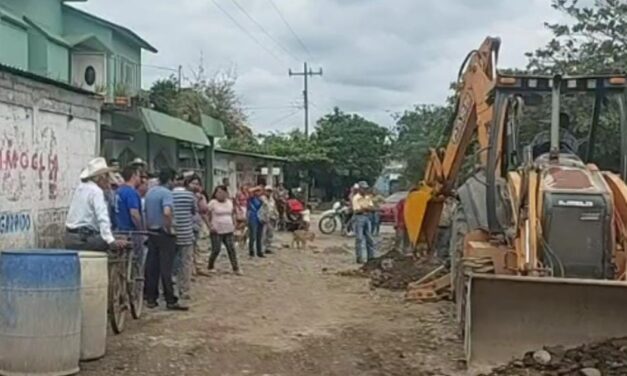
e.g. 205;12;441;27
65;157;128;252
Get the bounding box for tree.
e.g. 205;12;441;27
146;65;256;144
524;0;627;172
259;129;331;189
148;76;179;116
314;108;390;197
392;105;452;184
526;0;627;74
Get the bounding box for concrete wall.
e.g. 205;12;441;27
0;69;101;249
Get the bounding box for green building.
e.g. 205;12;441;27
0;0;224;188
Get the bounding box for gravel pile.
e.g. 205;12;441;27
484;338;627;376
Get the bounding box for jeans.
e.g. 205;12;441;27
248;219;265;256
145;233;178;305
354;214;375;263
209;233;240;271
175;244;194;298
370;212;381;236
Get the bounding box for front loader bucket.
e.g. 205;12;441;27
404;186;433;246
465;273;627;368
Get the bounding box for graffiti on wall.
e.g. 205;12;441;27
36;208;68;248
0;211;31;235
0;104;60;202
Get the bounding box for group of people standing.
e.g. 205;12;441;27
65;156;286;312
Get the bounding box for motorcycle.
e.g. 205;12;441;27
318;201;353;236
279;197;308;232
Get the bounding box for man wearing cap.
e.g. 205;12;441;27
351;181;376;263
65;158;128;252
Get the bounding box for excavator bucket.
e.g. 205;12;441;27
465;273;627;368
404;186;433;246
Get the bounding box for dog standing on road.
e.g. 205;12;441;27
291;230;315;250
233;224;249;250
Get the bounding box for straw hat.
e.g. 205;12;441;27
130;157;147;167
80;157;117;180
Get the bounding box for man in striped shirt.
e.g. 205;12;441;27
172;174;198;301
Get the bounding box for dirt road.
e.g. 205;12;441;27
81;226;465;376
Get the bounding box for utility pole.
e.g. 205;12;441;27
177;65;183;91
289;62;322;137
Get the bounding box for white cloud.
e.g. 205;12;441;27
76;0;565;133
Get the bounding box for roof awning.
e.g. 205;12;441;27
140;108;210;147
65;34;113;53
201;114;226;138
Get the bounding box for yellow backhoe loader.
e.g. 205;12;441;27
404;36;627;367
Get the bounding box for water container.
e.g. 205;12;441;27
0;250;81;376
78;251;108;361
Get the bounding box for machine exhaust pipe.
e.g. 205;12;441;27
550;75;562;160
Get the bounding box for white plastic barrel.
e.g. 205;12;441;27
78;251;108;361
0;250;81;376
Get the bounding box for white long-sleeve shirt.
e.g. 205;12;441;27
65;181;115;244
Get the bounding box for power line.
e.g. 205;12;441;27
210;0;285;64
141;64;179;72
266;109;302;128
266;0;313;60
229;0;300;62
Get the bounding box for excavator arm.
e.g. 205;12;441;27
405;37;501;248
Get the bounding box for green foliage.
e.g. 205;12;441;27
524;0;626;172
392;105;452;184
526;0;627;74
147;69;255;143
314;107;390;194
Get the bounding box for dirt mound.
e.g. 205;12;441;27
484;338;627;376
323;245;351;255
362;249;442;290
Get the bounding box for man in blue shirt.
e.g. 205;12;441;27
115;166;143;232
144;168;188;311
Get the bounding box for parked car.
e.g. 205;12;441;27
379;191;408;224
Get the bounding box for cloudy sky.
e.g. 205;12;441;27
76;0;566;134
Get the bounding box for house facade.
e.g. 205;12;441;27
0;0;156;98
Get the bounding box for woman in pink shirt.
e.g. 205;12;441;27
207;185;241;275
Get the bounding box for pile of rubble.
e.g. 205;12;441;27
485;338;627;376
336;236;450;300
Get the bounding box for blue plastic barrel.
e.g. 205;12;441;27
0;250;81;376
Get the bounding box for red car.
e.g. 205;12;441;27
379;191;408;224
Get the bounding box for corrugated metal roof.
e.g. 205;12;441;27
140;108;210;147
215;148;288;162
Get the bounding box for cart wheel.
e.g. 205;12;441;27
108;262;128;334
129;258;144;319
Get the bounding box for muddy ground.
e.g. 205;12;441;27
81;223;468;376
